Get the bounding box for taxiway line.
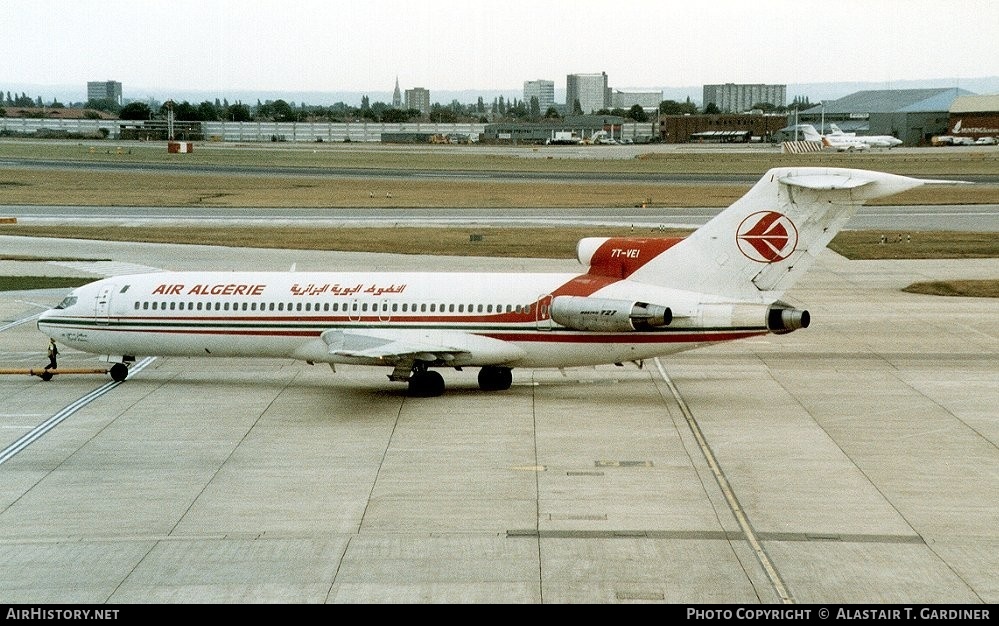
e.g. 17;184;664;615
0;357;155;465
654;357;794;604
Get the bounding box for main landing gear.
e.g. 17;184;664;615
477;366;513;391
403;363;514;397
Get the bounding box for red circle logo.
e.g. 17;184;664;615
736;211;798;263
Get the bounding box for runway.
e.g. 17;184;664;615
0;236;996;603
4;203;999;231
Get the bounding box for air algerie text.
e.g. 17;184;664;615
152;284;266;296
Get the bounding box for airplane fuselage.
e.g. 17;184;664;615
38;270;770;371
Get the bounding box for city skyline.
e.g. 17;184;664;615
3;0;997;103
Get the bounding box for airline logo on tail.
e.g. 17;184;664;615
736;211;799;263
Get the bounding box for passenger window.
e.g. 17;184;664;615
142;302;149;310
134;302;140;310
487;305;493;313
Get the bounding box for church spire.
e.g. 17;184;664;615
392;76;402;108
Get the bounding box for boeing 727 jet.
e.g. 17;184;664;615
38;167;949;396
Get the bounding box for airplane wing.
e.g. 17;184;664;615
320;328;527;368
321;328;468;362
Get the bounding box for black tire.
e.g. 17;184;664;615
478;366;513;391
109;363;129;382
408;370;445;397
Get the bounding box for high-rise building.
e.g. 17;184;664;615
702;83;786;113
523;79;555;115
392;77;402;108
566;72;609;114
87;80;122;105
405;87;430;114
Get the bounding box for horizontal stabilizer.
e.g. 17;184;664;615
778;173;873;190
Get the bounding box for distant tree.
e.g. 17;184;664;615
506;100;528;118
497;95;505;114
119;102;153;120
197;101;220;121
361;95;370;110
381;108;411;123
476;96;485;114
628;104;648;122
85;97;119;113
50;99;64;108
544;107;561;119
572;99;583;115
703;102;721;114
429;104;457;123
0;107;5;117
751;102;777;112
788;95;812;111
659;99;698;115
225;103;252;122
270;99;296;122
529;96;540;118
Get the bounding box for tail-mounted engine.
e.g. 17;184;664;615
550;296;672;332
767;306;810;334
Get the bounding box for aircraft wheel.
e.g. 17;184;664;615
110;363;129;382
408;371;445;397
478;366;512;391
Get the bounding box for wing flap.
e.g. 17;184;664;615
321;329;466;360
320;328;527;366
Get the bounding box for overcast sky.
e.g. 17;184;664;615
4;0;997;99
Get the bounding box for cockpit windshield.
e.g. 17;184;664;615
54;295;78;310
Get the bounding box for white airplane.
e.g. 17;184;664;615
829;124;903;148
798;124;870;151
37;167;946;396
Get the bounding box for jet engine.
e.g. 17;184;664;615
550;296;672;332
767;307;810;333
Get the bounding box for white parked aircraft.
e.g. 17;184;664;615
37;167;948;396
829;124;903;148
799;124;870;151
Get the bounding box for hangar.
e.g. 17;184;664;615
947;94;999;141
797;88;974;146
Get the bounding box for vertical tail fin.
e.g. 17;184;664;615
799;124;822;142
627;168;935;302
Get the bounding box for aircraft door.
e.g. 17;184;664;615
94;283;116;325
536;294;553;330
377;300;392;322
347;299;361;322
